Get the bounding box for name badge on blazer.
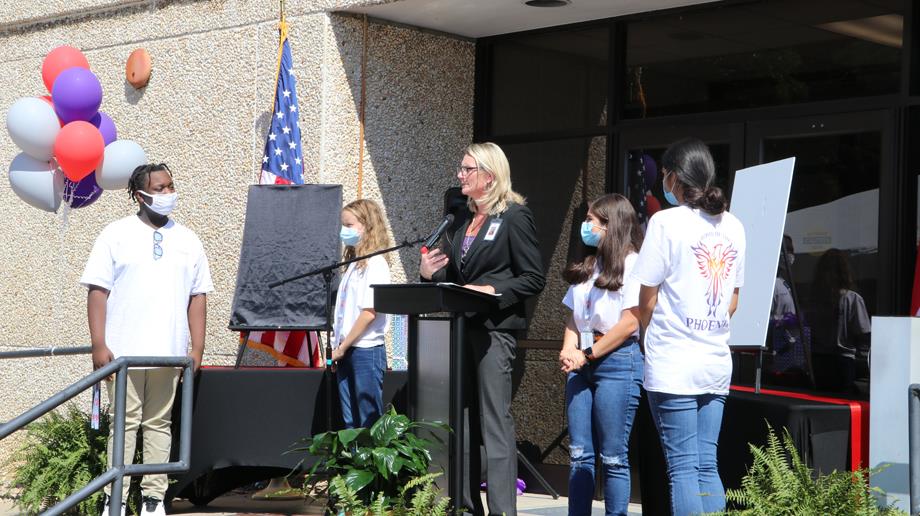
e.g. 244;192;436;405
483;220;502;241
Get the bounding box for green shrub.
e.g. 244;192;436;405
329;472;451;516
712;424;906;516
4;404;140;515
293;407;451;511
4;405;108;515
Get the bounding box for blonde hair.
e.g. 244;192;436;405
342;199;393;270
464;142;525;215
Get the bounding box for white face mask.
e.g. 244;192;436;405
139;191;178;216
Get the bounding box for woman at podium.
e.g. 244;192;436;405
420;142;545;516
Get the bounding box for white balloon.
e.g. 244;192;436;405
97;139;146;190
6;97;60;161
8;153;64;212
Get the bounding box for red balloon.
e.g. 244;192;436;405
54;121;104;182
41;46;90;94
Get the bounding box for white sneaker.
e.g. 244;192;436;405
141;496;166;516
100;495;126;516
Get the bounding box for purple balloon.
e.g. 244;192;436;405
641;154;658;190
90;112;117;145
51;67;102;124
63;171;103;208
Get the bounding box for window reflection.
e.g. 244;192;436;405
625;0;903;118
490;27;609;136
763;132;880;394
625;144;731;225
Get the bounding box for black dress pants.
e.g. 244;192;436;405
462;326;518;516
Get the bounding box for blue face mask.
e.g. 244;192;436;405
663;173;679;206
580;221;603;247
340;226;361;246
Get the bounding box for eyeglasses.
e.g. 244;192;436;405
153;230;163;260
456;165;480;177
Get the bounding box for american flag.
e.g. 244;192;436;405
242;21;321;368
260;21;304;185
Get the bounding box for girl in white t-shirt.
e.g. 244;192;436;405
560;194;644;516
632;138;745;516
331;199;392;429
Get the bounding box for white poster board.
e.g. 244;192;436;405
728;157;795;348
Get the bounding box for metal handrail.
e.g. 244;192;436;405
0;347;193;516
910;383;920;516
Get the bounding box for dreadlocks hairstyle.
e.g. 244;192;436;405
563;193;644;291
128;163;173;203
342;199;393;270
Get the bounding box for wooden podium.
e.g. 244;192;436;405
373;283;498;513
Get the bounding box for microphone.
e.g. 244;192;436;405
421;213;455;254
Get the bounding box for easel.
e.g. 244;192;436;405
738;239;816;393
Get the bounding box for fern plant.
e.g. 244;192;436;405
4;404;141;515
391;472;451;516
712;424;906;516
329;472;451;516
4;404;108;515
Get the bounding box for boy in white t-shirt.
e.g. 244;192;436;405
633;139;745;516
81;164;213;516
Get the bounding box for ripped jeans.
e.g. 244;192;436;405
565;339;643;516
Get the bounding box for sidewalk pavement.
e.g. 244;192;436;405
0;492;643;515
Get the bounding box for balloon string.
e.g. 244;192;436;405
56;203;70;341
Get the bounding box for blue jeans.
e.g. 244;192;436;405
647;391;726;516
336;345;386;428
566;339;643;516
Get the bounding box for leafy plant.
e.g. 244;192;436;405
5;404;107;515
4;404;141;515
329;472;451;516
391;472;451;516
711;424;906;516
293;406;449;510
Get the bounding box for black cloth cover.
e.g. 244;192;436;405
167;368;407;506
637;388;851;515
228;184;342;331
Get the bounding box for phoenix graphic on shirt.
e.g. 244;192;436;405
691;241;738;317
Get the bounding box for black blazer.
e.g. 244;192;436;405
429;202;546;330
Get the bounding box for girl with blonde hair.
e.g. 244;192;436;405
332;198;393;428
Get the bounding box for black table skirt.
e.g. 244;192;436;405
636;387;852;516
166;367;407;505
164;369;850;511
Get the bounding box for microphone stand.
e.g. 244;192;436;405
269;237;425;431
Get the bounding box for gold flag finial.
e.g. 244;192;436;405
278;0;288;39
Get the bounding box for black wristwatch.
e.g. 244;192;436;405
583;347;595;362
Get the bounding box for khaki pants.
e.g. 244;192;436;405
104;368;180;501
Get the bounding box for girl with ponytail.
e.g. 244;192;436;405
632;138;746;515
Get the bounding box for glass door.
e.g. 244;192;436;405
745;110;895;393
618;123;744;224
